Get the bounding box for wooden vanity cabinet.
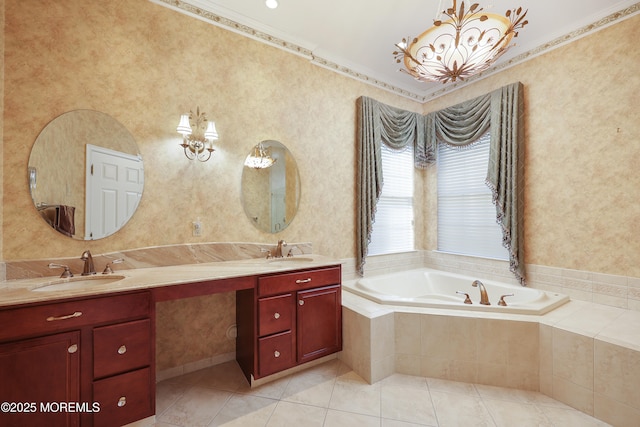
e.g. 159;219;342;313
0;291;154;427
237;265;342;381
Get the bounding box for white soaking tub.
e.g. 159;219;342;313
343;268;569;315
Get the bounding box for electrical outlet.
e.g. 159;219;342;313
192;219;202;237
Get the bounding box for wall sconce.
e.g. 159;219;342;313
176;106;218;162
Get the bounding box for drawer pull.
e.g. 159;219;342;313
295;278;312;284
274;350;280;358
298;300;304;306
68;344;78;354
273;312;280;319
46;311;83;322
117;397;126;407
117;345;127;355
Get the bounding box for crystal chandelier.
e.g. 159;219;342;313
393;0;528;84
244;142;276;169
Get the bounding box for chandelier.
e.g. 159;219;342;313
244;142;276;169
393;0;528;84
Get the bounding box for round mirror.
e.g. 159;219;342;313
28;110;144;240
241;140;301;233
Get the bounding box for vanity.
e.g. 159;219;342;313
0;256;342;427
2;110;333;426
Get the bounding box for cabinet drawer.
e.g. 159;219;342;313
0;291;151;342
93;319;151;379
258;331;295;377
93;367;154;427
258;266;341;297
258;294;294;337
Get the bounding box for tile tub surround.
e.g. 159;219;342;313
340;291;640;426
344;250;640;312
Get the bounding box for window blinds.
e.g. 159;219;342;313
368;143;414;255
437;132;508;260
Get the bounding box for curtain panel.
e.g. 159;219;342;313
356;97;426;275
356;82;525;284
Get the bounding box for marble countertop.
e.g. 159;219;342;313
0;254;342;308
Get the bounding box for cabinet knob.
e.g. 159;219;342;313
117;397;126;407
117;345;127;355
67;344;78;354
274;350;280;358
298;300;304;306
273;312;280;319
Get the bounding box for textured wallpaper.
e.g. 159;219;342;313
2;0;419;262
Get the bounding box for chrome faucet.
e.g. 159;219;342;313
80;250;96;276
472;280;490;305
274;240;287;258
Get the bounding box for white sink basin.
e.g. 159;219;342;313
32;275;125;292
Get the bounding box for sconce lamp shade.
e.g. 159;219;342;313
176;114;192;135
205;121;219;140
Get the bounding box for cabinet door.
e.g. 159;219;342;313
297;285;342;364
0;331;80;427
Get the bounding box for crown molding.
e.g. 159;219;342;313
151;0;639;103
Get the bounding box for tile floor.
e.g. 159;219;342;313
153;359;610;427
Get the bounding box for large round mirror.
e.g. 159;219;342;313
28;110;144;240
241;140;300;233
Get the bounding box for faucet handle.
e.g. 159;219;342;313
261;248;273;259
49;263;73;278
456;291;473;304
102;258;124;274
498;294;514;306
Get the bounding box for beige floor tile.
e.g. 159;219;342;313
329;376;381;417
540;405;611;427
153;359;609;427
195;361;249;392
158;385;232;427
430;390;495;427
155;380;190;416
209;394;278;427
380;373;428;389
324;409;380;427
382;420;431;427
236;375;291;400
266;401;327;427
426;377;479;396
381;385;437;425
280;370;336;407
482;398;552;427
474;383;535;403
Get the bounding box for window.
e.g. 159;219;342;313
437;132;508;260
368;143;414;255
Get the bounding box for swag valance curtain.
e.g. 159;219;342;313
356;82;525;284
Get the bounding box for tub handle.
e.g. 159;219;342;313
498;294;514;306
456;291;473;304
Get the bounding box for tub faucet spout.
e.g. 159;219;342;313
472;280;490;305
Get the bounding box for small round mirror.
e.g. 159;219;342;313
28;110;144;240
241;140;301;233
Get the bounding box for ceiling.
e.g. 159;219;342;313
152;0;639;102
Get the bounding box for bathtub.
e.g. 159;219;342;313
343;268;569;315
